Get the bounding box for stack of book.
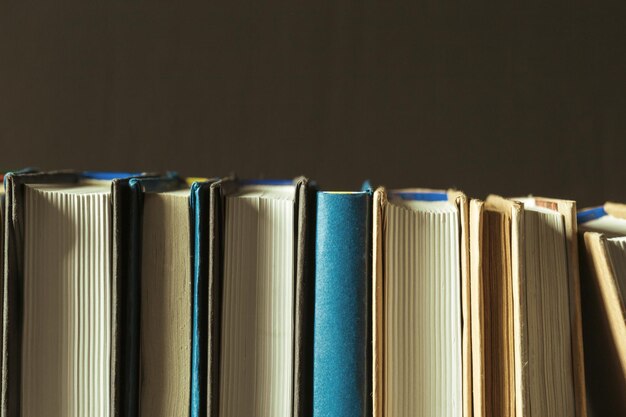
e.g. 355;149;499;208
0;170;624;417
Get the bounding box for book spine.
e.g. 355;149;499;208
190;182;210;417
207;179;233;417
313;192;372;417
293;178;316;417
111;178;141;417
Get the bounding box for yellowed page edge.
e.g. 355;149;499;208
469;199;485;417
372;187;387;417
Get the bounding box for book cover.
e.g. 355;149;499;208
313;189;372;417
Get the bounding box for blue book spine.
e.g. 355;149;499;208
190;182;206;417
314;191;372;417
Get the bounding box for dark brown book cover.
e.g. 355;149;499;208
292;177;316;417
206;178;233;417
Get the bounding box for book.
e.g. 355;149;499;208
469;195;587;417
6;167;620;417
372;188;470;417
127;174;197;417
111;173;153;417
1;170;149;417
313;188;372;417
577;203;626;415
200;177;238;417
214;178;315;417
188;178;219;417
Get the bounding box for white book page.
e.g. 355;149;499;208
22;184;111;417
219;187;295;417
384;199;462;417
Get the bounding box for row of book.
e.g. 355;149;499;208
0;169;624;417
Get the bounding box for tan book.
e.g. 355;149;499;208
372;188;470;417
470;195;587;417
577;203;626;416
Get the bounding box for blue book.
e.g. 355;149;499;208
314;190;372;417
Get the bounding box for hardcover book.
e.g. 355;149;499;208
469;195;587;417
313;188;372;417
126;174;198;417
1;170;151;417
577;203;626;415
211;178;315;417
372;188;470;417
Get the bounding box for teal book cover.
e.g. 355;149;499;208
313;189;372;417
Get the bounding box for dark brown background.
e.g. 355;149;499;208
1;1;625;206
